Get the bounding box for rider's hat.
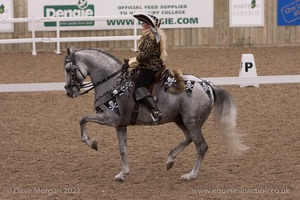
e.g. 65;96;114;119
133;13;162;28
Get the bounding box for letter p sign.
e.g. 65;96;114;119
239;54;259;87
245;62;253;72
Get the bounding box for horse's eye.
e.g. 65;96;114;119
65;63;72;71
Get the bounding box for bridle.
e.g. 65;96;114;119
64;54;129;96
64;57;92;95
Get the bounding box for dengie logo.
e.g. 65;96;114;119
44;0;95;27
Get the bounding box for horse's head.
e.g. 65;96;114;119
64;46;88;98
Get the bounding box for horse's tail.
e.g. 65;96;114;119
211;85;249;156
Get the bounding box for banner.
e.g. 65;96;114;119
278;0;300;26
0;0;14;32
229;0;264;27
28;0;213;31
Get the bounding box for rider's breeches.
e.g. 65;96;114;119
135;68;157;88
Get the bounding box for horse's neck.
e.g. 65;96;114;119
88;64;120;84
81;54;121;98
81;51;120;84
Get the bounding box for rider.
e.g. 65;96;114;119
127;12;167;123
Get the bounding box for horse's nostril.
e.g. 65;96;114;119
66;90;71;97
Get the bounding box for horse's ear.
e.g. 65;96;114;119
67;46;75;55
70;46;75;54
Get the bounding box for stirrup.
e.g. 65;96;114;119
150;110;164;124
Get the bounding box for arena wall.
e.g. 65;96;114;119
1;0;300;53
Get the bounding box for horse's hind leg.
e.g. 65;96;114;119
180;128;208;181
166;120;192;170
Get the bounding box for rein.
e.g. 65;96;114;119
80;64;128;96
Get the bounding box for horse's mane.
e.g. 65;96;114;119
77;48;123;65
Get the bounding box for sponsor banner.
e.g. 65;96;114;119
278;0;300;26
28;0;213;31
0;0;14;32
229;0;264;27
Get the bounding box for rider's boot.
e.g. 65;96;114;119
135;87;164;123
143;95;164;123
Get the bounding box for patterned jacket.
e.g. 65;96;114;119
134;30;164;72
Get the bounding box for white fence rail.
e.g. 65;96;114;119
0;75;299;92
0;16;140;55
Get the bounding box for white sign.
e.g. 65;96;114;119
230;0;264;27
0;0;14;32
28;0;213;31
239;54;259;87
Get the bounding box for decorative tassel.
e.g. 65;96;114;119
150;26;161;43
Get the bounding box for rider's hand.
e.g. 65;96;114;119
128;57;139;68
123;59;129;69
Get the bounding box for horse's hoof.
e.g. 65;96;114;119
180;175;191;181
91;140;98;151
113;176;124;182
166;161;174;170
180;173;196;181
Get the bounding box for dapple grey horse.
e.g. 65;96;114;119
64;46;248;181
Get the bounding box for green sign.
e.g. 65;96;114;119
0;4;5;14
44;4;95;27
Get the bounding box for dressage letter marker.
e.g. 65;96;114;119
239;54;259;87
245;62;253;72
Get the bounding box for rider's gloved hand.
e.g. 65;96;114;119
123;59;130;70
128;57;139;68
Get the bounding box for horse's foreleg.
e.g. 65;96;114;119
80;118;98;150
114;126;129;182
80;113;120;151
180;130;208;181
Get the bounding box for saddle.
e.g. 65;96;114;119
129;67;185;125
131;66;184;94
